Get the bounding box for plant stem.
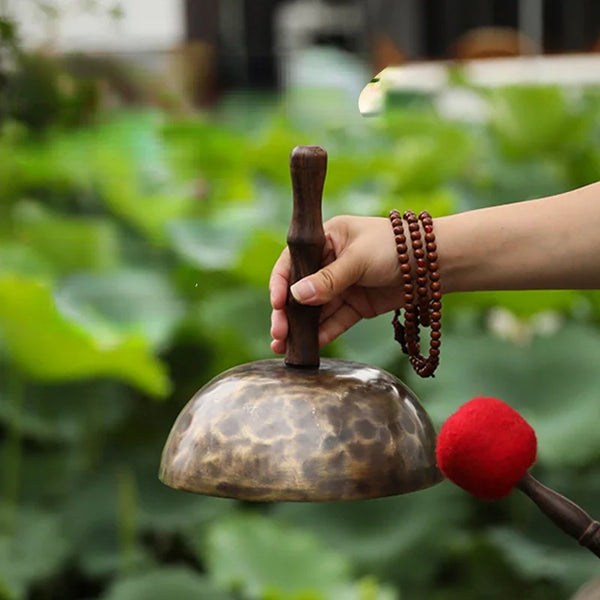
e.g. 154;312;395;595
117;465;138;575
2;370;24;536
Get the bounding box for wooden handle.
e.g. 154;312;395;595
285;145;327;367
517;473;600;558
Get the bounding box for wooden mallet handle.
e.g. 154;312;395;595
285;145;327;368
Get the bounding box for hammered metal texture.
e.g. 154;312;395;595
159;358;442;501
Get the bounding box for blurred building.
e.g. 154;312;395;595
198;0;600;94
5;0;600;104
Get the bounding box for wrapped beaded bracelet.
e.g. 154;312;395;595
389;209;442;378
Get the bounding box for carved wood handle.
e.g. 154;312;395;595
285;145;327;368
518;473;600;558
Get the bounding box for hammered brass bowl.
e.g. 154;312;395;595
159;146;442;501
159;358;441;501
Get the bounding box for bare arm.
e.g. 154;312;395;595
437;181;600;293
269;182;600;353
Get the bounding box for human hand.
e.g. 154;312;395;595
269;215;403;354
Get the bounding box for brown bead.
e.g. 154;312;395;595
417;364;433;378
389;208;442;379
410;354;425;368
407;342;420;355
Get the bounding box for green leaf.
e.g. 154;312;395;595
194;287;272;361
84;112;195;241
487;86;589;158
167;220;249;271
274;483;468;589
56;269;184;349
330;578;399;600
388;127;473;191
0;577;14;600
202;513;353;600
0;376;132;447
0;507;69;600
62;465;150;578
488;527;598;592
338;313;400;371
11;201;120;275
405;322;600;467
101;568;234;600
0;275;170;397
97;153;193;243
0;242;53;279
443;289;579;318
233;230;284;287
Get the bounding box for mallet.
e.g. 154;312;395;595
436;396;600;557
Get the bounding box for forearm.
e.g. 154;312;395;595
436;182;600;293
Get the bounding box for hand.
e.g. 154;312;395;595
269;215;403;354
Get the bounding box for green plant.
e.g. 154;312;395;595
0;77;600;599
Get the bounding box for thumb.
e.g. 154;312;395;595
289;250;362;305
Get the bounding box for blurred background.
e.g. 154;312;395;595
1;1;600;599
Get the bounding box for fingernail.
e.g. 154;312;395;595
290;279;316;303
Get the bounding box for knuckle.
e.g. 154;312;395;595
318;267;336;294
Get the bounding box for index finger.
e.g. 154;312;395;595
268;247;291;310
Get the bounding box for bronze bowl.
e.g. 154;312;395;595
159;145;443;502
159;358;442;501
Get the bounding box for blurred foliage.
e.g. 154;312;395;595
1;27;600;599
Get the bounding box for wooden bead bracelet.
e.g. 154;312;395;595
389;209;442;378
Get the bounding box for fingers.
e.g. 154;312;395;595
270;338;286;355
271;302;362;354
268;248;290;310
269;307;288;354
289;247;363;305
318;302;363;347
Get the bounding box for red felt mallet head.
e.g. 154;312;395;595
435;396;537;500
436;396;600;558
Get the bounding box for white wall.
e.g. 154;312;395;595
5;0;184;52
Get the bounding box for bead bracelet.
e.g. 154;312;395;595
389;209;442;378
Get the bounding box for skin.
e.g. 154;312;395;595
269;181;600;354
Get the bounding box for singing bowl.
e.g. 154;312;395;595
159;358;442;502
